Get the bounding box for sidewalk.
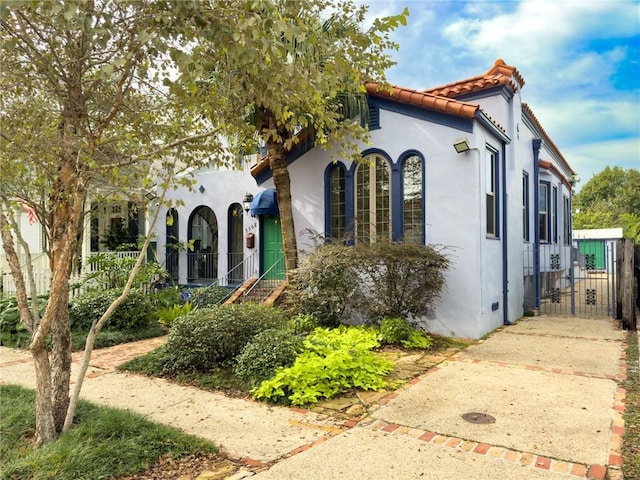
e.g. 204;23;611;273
0;315;628;480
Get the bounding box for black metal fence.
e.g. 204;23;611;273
523;242;616;318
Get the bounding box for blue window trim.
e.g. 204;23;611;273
324;148;428;245
355;149;393;243
539;180;551;244
323;161;352;241
532;139;542;310
552;185;558;243
486;147;500;239
398;150;426;244
563;194;571;246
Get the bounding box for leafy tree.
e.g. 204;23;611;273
573;166;640;242
0;1;222;444
170;0;408;274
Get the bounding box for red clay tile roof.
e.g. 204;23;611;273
365;82;508;137
523;103;575;176
365;83;479;119
539;160;574;189
423;59;525;98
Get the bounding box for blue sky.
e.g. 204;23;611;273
357;0;640;189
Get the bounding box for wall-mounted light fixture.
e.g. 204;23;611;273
453;137;471;154
243;193;254;213
199;185;205;193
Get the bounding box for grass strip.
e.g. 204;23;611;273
0;384;217;480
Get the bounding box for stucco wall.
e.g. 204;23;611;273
154;167;260;284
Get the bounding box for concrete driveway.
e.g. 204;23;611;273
253;316;626;480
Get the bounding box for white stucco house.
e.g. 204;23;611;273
149;59;576;339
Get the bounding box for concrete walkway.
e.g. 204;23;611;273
0;315;628;480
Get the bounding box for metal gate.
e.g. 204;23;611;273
523;242;617;318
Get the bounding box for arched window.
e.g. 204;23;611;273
355;154;391;244
330;165;346;240
187;206;218;281
402;155;424;243
227;203;244;284
165;208;179;281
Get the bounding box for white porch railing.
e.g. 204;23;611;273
1;251;141;300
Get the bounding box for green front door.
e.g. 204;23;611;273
578;239;605;270
262;216;285;280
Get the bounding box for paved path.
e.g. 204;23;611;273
0;315;629;480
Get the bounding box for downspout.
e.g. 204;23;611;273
501;144;510;325
474;147;485;315
532;139;542;310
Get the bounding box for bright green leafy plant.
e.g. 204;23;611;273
253;326;394;406
156;302;193;327
379;317;433;349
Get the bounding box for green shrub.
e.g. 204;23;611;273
290;313;319;335
189;285;233;308
160;303;287;374
151;286;182;309
379;317;413;344
252;326;394;406
402;329;433;349
379;317;432;349
71;323;166;351
285;241;450;326
69;288;154;331
284;243;358;327
234;329;303;386
351;241;451;322
156;302;193;327
82;254;167;292
0;296;47;347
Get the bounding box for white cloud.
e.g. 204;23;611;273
531;98;640;145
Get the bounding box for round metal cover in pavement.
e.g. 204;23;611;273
461;412;496;424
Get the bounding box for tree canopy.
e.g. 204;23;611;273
0;0;225;444
572;166;640;242
0;0;408;445
167;0;408;271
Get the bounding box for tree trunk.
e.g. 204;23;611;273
50;285;72;433
32;342;57;445
267;140;298;275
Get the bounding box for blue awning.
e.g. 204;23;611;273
250;189;279;217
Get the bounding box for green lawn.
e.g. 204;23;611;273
0;384;217;480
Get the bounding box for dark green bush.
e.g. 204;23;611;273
352;241;450;321
286;241;450;326
0;296;47;347
189;285;233;308
284;243;358;327
160;303;287;374
234;329;303;386
69;288;154;331
71;323;166;351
